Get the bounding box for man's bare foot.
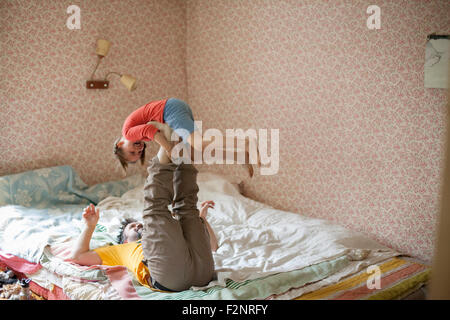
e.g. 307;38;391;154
157;146;172;164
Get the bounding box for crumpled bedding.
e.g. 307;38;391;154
0;165;399;299
0;165;143;263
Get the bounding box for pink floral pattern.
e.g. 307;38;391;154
0;0;187;181
186;0;449;263
1;0;449;262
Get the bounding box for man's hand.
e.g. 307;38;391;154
82;204;99;229
199;200;218;252
199;200;215;220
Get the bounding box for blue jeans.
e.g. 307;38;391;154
163;98;196;143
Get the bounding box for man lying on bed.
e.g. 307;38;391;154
69;154;218;292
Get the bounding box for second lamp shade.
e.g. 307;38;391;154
120;74;137;91
96;39;111;57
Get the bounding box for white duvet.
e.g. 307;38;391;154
95;171;398;288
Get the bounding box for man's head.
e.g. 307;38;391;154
117;218;143;244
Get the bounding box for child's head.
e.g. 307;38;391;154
113;137;146;171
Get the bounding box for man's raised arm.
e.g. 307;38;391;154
69;204;102;266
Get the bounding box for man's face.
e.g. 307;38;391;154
123;221;143;243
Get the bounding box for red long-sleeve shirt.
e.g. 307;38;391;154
122;99;168;141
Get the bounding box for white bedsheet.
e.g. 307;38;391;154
95;171;398;288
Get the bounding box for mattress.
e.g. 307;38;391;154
270;256;430;300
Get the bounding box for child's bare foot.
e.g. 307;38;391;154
243;164;254;178
245;137;261;168
255;145;261;168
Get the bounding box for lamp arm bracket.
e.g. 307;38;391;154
89;55;104;80
104;71;122;80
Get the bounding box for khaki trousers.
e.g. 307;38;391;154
141;157;215;291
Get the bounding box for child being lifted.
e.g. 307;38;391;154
113;98;260;176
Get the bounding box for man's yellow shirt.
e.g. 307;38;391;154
94;241;150;288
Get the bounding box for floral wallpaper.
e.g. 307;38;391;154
1;0;449;262
0;0;187;182
186;0;449;262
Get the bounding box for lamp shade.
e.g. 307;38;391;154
96;39;111;57
120;74;137;91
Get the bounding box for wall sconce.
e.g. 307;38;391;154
86;39;137;91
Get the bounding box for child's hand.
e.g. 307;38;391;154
82;204;100;229
199;200;215;220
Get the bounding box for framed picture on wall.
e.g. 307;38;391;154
424;34;449;89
